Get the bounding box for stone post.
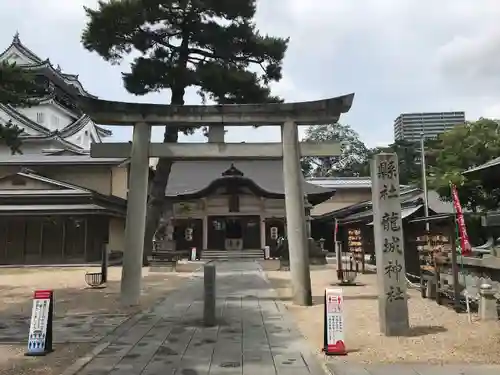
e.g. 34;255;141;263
425;278;437;299
282;120;312;306
204;263;217;326
208;125;225;143
120;122;151;306
479;283;498;321
101;245;109;283
371;153;410;336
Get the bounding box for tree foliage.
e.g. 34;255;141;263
0;61;44;107
428;118;500;211
301;123;370;177
82;0;287;105
301;125;427;186
303;119;500;211
82;0;289;262
0;61;45;154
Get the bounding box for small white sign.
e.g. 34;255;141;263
27;290;52;355
264;246;270;259
191;247;197;261
324;288;346;355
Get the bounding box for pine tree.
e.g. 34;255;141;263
0;61;45;153
82;0;289;262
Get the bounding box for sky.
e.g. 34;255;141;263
1;0;499;147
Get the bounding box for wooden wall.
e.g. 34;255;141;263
0;215;109;265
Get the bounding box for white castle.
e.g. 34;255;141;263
0;33;112;155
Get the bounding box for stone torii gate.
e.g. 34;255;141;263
78;94;354;307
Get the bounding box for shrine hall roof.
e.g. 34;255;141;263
463;156;500;175
165;159;334;204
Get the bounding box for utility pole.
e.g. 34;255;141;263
419;131;432;297
420;132;430;231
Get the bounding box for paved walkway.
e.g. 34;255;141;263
67;260;500;375
69;260;324;375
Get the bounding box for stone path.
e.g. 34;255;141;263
327;363;500;375
70;260;325;375
66;261;500;375
0;314;128;344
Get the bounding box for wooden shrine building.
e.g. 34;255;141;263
162;159;335;254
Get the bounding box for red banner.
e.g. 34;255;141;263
451;184;471;255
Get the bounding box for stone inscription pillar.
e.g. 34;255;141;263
120;122;151;306
370;153;409;335
282;120;312;306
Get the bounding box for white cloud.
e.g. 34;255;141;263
436;27;500;94
481;104;500;120
2;1;500;147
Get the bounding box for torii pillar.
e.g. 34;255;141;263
121;123;151;304
282;121;312;304
79;94;354;306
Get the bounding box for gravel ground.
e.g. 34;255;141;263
0;266;196;375
264;263;500;365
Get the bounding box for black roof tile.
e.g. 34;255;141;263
165;160;333;198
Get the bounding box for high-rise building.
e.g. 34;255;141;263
393;111;465;142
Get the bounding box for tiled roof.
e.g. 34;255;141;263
0;155;125;165
166;160;334;198
307;176;414;190
0;33;96;98
337;189;454;224
0;104;50;135
307;177;372;189
463;156;500;175
313;186;453;222
0;169;127;214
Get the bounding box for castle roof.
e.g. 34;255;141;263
0;103;111;145
0;33;112;143
0;33;96;98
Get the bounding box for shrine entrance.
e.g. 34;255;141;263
265;218;286;257
174;219;203;252
81;93;353;306
207;215;261;250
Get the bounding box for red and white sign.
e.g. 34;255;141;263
323;288;346;355
27;290;53;355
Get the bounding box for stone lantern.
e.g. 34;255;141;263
318;238;326;251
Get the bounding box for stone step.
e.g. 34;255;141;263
201;254;264;259
201;250;264;260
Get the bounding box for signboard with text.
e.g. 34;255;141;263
347;227;365;272
323;288;346;355
26;290;54;356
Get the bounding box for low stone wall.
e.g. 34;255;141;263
440;255;500;300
